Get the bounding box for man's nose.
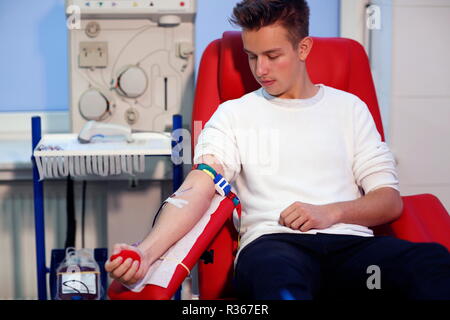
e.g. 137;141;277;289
255;57;268;77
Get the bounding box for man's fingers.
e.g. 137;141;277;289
299;220;313;232
282;211;299;226
105;256;123;273
106;242;147;286
120;260;140;284
279;204;298;225
279;203;295;218
110;258;133;280
280;202;306;224
290;215;308;230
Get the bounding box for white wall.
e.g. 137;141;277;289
341;0;450;212
387;0;450;211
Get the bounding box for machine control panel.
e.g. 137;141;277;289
66;0;195;14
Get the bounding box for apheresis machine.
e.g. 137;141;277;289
66;0;196;133
34;1;196;181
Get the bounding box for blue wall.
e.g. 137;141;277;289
0;0;68;112
309;0;340;37
0;0;339;112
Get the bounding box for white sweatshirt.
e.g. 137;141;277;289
193;84;400;261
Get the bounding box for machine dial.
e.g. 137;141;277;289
115;65;148;98
85;21;101;38
78;88;112;121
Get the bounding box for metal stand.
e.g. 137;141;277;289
31;115;184;300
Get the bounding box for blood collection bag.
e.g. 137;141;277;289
56;247;101;300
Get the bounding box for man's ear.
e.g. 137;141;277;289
297;36;314;61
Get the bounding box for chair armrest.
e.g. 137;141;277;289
389;194;450;250
198;217;238;300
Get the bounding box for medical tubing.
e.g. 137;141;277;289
81;180;87;249
152;201;168;228
64;176;76;249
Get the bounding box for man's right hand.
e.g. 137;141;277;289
105;243;151;286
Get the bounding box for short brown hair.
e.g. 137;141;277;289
229;0;310;48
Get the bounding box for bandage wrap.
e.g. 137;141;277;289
193;164;239;206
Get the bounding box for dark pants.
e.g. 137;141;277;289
233;233;450;300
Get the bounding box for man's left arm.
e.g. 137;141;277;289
327;186;403;227
279;187;403;231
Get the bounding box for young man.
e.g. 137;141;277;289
106;0;450;299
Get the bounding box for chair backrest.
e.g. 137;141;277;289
192;31;386;299
192;31;385;152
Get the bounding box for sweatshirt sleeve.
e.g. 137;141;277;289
352;98;400;194
193;102;242;183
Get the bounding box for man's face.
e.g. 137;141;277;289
242;24;305;99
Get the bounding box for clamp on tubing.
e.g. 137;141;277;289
193;163;240;206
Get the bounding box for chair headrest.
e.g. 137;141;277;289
219;31;369;100
219;31;260;102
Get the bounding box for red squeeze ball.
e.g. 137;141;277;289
110;249;141;263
